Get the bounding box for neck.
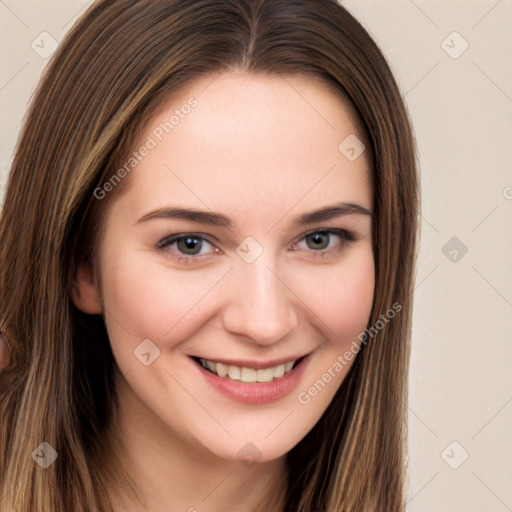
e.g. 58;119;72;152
108;372;287;512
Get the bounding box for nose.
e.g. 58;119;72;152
221;256;299;346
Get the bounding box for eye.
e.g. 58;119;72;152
156;233;218;263
291;229;356;257
156;228;356;264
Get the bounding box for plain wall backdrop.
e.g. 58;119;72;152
1;1;511;510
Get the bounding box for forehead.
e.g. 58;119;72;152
109;70;371;228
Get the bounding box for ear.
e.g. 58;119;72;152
71;261;103;315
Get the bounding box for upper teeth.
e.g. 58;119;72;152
200;358;296;383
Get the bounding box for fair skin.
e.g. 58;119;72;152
73;71;374;512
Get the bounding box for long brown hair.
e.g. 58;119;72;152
0;1;419;510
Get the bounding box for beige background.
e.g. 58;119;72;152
1;1;511;510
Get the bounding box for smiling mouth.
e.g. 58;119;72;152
191;356;305;383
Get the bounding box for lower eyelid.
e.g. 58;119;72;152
167;238;214;255
158;229;356;258
293;230;351;251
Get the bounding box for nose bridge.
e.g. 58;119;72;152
222;251;298;345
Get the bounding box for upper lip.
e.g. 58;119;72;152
191;353;309;370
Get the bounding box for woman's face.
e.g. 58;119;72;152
75;71;374;463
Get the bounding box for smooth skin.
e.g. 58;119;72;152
73;71;375;512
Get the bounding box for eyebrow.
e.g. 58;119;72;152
136;202;371;229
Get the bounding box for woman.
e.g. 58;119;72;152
0;1;419;511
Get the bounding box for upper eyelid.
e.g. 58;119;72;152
157;228;354;252
293;227;354;241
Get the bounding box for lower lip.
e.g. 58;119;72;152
192;355;311;405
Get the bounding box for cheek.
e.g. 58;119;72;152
303;249;375;344
98;247;227;355
291;251;374;421
99;240;374;364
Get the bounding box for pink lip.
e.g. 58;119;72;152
191;354;311;405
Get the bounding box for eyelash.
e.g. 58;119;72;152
155;228;357;264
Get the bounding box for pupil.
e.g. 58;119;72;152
178;237;201;254
308;232;329;250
